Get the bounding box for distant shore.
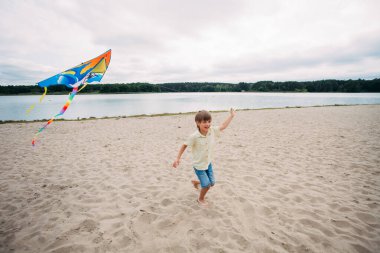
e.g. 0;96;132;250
1;78;379;95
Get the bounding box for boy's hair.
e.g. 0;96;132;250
195;110;212;123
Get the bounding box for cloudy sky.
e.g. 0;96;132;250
0;0;379;85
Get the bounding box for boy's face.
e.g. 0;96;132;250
197;120;211;134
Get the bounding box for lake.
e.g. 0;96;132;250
1;92;380;121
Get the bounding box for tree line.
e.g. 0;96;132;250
0;79;379;95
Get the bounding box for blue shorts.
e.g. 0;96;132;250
194;163;215;188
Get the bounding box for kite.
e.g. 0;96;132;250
31;49;112;146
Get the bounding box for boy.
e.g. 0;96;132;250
173;108;236;206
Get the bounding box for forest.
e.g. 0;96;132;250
0;79;379;95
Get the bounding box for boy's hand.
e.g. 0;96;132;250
230;108;236;117
172;159;180;168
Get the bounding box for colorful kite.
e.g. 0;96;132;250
31;49;112;146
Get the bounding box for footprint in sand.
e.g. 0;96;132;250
331;219;351;228
160;198;173;207
350;243;372;253
355;212;377;224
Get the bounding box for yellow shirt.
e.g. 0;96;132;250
185;126;221;170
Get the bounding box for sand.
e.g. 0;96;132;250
0;105;379;253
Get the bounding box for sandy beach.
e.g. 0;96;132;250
1;105;379;253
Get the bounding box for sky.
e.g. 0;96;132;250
0;0;379;85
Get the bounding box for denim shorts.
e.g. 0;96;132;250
194;163;215;188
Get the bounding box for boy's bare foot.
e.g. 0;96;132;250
191;180;200;189
197;198;208;207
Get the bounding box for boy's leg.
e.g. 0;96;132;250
199;186;210;202
205;163;215;187
198;164;215;204
191;180;200;189
194;168;211;204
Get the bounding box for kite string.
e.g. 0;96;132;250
32;86;78;146
26;87;48;115
159;85;180;92
78;81;89;92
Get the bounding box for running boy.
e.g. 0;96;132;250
172;108;236;206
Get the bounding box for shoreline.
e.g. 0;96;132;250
1;103;379;124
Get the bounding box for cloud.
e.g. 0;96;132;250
0;0;379;85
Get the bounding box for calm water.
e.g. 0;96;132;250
1;92;380;121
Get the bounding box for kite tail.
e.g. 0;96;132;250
32;87;78;146
26;87;48;115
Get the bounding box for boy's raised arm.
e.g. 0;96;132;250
219;108;236;131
